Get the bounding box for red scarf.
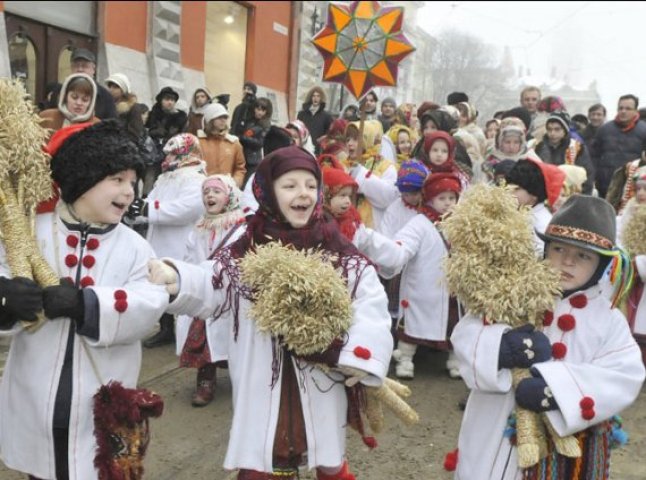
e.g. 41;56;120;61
418;204;442;224
332;206;362;242
615;112;640;132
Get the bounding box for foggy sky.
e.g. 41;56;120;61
417;1;646;117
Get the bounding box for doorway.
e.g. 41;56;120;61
5;13;96;106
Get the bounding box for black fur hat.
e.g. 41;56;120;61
505;159;547;204
50;120;144;204
263;125;294;156
502;107;532;133
447;91;469;106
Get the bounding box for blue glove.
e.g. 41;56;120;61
515;369;558;412
498;324;551;370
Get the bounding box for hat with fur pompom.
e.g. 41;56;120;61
50;120;144;204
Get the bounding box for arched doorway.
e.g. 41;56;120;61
5;13;95;106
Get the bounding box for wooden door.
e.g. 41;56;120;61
5;13;96;105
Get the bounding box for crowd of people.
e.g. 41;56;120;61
0;46;645;480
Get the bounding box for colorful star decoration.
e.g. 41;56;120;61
311;1;416;100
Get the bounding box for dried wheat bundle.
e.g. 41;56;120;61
0;79;58;332
239;242;353;356
621;204;646;256
442;183;579;468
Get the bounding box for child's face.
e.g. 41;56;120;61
329;186;354;217
346;136;359;159
401;191;422;207
546;122;567;146
286;127;302;146
486;122;499;139
397;131;412;156
509;184;538;207
428;190;457;215
546;241;600;292
254;104;268;120
428;140;450;166
161;97;176;111
635;181;646;204
107;83;123;101
202;185;229;215
73;169;137;224
273;169;318;228
65;89;92;116
194;91;209;107
423;119;438;136
500;135;522;155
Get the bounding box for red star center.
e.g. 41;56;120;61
353;36;367;52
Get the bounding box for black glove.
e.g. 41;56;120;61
498;324;551;370
515;369;558;412
43;279;85;322
127;198;148;218
0;276;43;326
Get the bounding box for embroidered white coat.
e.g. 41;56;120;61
145;163;206;258
165;246;393;473
175;223;244;359
0;212;169;480
531;202;552;256
450;286;645;480
381;214;451;341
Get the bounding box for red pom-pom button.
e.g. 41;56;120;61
557;314;576;332
569;294;588;309
114;289;127;300
579;396;595;410
401;299;409;308
80;276;95;287
82;255;95;269
581;408;596;420
443;449;459;472
395;240;402;246
154;200;160;210
64;276;74;285
543;310;554;327
86;238;100;250
362;436;377;449
552;342;567;359
243;207;251;213
365;171;372;178
114;299;128;313
353;346;372;360
65;254;78;268
66;235;79;248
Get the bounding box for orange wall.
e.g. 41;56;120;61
245;1;292;93
181;1;206;70
104;1;147;53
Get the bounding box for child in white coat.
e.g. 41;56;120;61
177;174;245;406
148;146;393;480
128;132;207;347
0;121;169;480
451;195;645;480
385;172;463;379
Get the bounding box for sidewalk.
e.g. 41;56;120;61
0;336;9;376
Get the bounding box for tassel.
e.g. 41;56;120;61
592;246;635;308
362;436;378;449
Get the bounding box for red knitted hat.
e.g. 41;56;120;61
423;172;461;201
423;130;456;159
322;166;357;196
525;158;566;208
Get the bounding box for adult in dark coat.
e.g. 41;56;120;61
145;86;188;186
581;103;606;154
533;112;595;194
69;48;117;120
230;81;257;137
591;94;646;198
297;85;333;154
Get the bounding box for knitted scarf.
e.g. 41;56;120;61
615;112;640;132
